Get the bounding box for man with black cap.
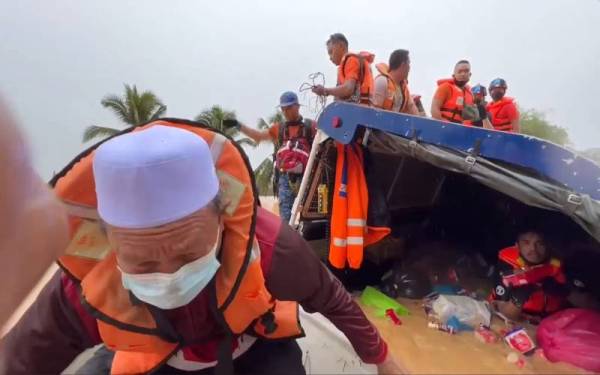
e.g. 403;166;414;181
228;91;316;223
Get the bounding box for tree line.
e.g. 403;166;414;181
84;84;598;195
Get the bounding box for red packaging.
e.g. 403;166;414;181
475;325;498;343
428;321;456;334
504;328;536;354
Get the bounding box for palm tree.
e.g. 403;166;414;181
194;105;255;147
254;157;275;196
254;111;284;196
83;84;166;142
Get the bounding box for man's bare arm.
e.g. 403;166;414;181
239;123;273;143
430;96;444;120
313;80;357;101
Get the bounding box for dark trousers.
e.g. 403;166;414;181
76;339;306;375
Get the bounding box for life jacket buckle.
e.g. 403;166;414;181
567;194;582;206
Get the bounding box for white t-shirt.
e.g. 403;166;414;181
372;75;403;112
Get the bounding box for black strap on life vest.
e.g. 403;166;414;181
340;54;369;104
440;84;468;122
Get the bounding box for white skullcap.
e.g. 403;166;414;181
93;125;219;228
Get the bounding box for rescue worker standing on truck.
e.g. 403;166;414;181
372;49;421;115
490;228;568;322
0;125;406;374
228;91;316;223
471;84;493;129
431;60;478;125
486;78;520;133
312;33;374;105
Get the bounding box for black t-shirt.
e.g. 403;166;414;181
472;103;488;128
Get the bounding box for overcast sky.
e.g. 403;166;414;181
1;0;599;180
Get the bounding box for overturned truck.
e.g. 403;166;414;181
290;102;600;373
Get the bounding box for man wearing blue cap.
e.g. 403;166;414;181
228;91;316;223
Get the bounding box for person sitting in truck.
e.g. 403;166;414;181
490;228;568;322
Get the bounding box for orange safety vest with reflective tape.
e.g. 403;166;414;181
53;119;303;375
374;63;411;113
329;143;390;269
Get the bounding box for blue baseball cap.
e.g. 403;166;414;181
489;78;507;90
278;91;299;108
472;84;486;96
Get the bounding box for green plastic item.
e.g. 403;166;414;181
360;286;410;317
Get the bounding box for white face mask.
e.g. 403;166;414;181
119;226;222;310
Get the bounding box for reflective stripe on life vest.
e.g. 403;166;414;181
329;143;390;269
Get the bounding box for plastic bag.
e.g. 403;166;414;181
431;295;491;328
537;308;600;372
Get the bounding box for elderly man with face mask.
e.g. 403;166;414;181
0;122;405;375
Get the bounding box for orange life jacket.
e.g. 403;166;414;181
329;143;390;269
374;63;411;113
338;52;375;105
498;246;566;315
53;119;303;375
487;97;516;132
436;78;474;125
